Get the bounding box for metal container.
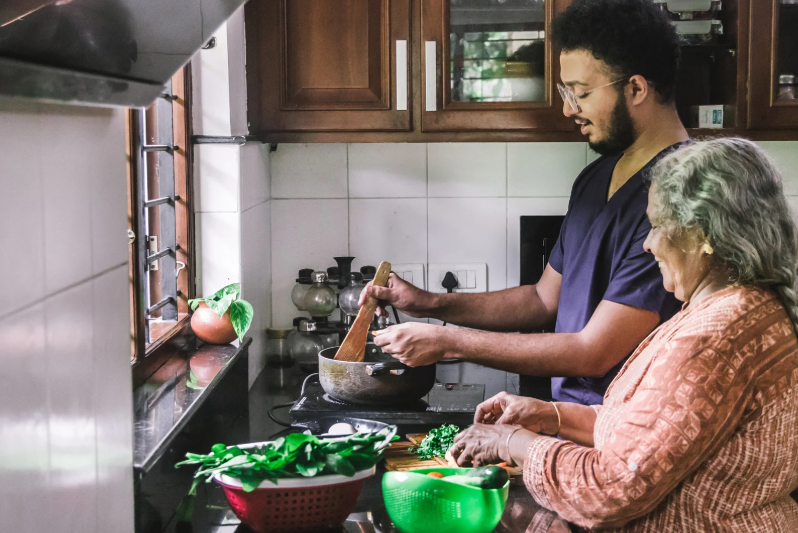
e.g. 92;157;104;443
318;344;436;405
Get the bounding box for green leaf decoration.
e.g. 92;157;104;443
211;283;241;302
230;300;254;341
206;293;235;319
188;298;204;311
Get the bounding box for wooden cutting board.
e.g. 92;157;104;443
384;433;523;477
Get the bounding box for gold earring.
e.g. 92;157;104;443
702;243;714;255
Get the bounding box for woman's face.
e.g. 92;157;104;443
644;188;712;302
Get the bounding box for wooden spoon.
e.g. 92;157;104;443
334;261;392;362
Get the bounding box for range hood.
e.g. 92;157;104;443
0;0;246;108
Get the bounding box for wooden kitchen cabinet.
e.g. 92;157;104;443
245;0;411;132
244;0;798;141
748;0;798;129
419;0;574;132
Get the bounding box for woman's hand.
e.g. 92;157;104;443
449;423;515;467
475;392;559;436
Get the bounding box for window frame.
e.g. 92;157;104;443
128;65;196;386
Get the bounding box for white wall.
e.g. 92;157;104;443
193;8;272;387
0;99;134;533
269;140;798;398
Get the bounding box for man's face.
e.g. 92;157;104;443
559;51;636;156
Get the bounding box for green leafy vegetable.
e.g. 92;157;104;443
410;424;460;461
188;282;253;341
176;426;398;492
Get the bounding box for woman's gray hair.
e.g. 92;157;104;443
649;137;798;333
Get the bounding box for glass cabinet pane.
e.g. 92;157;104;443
449;0;546;103
777;0;798;101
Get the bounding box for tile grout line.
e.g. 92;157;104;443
426;143;430;286
506;142;509;290
346;144;351;256
0;262;129;324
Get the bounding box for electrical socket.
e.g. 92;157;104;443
428;263;488;293
391;263;426;290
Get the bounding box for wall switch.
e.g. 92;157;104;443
428;263;488;293
392;263;426;290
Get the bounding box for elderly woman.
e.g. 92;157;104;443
451;138;798;531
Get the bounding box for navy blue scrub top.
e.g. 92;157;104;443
548;145;684;406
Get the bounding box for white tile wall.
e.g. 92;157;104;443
757;141;798;195
268;140;798;397
349;199;427;268
271;144;348;198
429;197;508;291
508;142;586;197
271;199;349;327
197;212;242;296
241;143;271;212
195;144;241;213
242;202;272;387
349;144;427;198
0;103;45;315
428;143;506;197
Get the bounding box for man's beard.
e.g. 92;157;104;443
588;91;636;156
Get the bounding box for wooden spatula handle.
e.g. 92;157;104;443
334;261;392;362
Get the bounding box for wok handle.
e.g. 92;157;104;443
365;360;409;377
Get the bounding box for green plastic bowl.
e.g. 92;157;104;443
382;468;509;533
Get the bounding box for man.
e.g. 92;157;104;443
362;0;687;406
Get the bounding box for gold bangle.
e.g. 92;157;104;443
551;402;562;436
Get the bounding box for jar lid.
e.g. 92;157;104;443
779;74;796;85
360;265;377;278
296;268;314;283
267;328;292;339
298;320;318;332
349;272;364;283
311;271;328;283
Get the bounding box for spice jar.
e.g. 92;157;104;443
288;319;325;373
303;271;338;317
266;328;294;368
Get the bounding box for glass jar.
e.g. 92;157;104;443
288;320;325;373
338;272;366;316
304;271;338;317
266;328;294;368
291;268;314;311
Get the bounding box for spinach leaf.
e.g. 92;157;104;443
409;424;460;460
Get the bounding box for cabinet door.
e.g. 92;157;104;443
420;0;573;132
246;0;411;133
748;0;798;129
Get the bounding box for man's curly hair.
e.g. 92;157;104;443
552;0;681;103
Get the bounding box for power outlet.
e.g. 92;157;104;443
391;263;426;290
428;263;488;293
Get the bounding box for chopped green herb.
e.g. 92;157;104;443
175;426;398;492
410;424;460;460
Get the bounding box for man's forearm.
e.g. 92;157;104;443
441;327;615;378
422;285;556;332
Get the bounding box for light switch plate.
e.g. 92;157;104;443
392;263;426;290
428;263;488;293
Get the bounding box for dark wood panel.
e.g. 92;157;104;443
250;127;798;144
748;0;798;129
246;0;411;132
285;0;388;108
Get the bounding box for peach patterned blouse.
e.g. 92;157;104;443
523;286;798;531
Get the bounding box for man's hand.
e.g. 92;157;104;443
372;323;452;367
475;392;559;436
358;273;432;319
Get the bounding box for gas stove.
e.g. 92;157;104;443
289;382;485;427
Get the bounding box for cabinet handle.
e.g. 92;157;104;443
396;40;408;111
425;41;437;112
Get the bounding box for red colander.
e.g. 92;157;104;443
214;467;374;533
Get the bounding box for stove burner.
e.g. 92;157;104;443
322;393;356;406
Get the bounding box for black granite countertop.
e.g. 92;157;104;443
162;362;578;533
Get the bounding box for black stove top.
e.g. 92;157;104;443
289;382;485;426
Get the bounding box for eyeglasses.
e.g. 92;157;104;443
557;79;628;113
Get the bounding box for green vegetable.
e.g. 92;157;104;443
188;282;254;341
175;426;398;492
410;424;460;460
